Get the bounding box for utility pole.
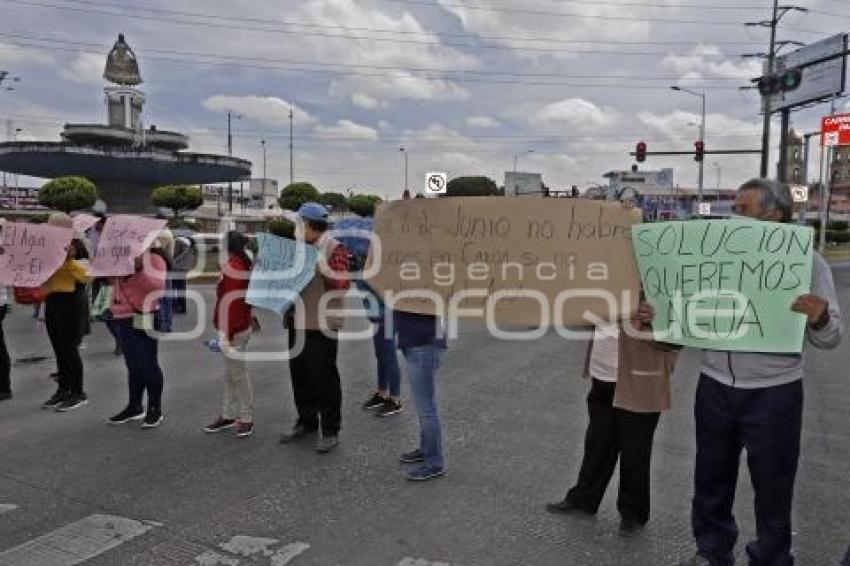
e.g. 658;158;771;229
227;111;233;213
671;86;706;203
820;94;838;252
800;131;819;224
746;2;808;178
261;139;267;208
512;149;535;173
399;147;408;192
289;106;294;185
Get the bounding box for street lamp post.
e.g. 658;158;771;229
226;111;243;213
513;149;535;173
713;162;721;190
671;86;706;204
399;147;408;192
289;106;294;185
261;139;267;210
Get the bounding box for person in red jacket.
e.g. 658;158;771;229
204;231;256;438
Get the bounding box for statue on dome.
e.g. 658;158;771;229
103;33;142;86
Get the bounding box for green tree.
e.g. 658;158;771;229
347;194;383;217
267;218;296;239
278;182;321;211
38;176;97;213
151;185;203;218
445;176;500;197
320;191;348;212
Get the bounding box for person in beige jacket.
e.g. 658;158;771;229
547;315;679;537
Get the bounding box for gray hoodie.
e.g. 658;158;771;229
701;253;843;389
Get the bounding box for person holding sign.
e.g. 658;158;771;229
279;203;350;454
0;219;11;402
40;214;93;412
107;231;171;429
204;231;257;438
547;317;680;535
675;179;843;566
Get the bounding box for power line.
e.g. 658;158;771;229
0;0;775;54
0;39;753;89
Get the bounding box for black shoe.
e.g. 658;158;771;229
398;448;425;464
141;409;164;429
315;435;339;454
56;393;89;412
545;499;594;516
676;555;711;566
204;416;236;433
42;390;66;409
362;392;386;410
279;424;316;444
618;519;646;538
376;398;403;418
114;344;123;356
0;391;11;401
108;407;145;425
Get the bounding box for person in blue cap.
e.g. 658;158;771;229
279;202;350;454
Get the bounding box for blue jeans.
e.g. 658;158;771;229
113;318;164;412
403;344;443;470
692;374;802;566
374;316;401;397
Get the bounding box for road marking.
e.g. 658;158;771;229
398;558;452;566
0;514;155;566
0;505;18;515
193;536;310;565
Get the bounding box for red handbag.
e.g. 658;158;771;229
14;287;46;305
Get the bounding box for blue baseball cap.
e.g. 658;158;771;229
297;202;330;222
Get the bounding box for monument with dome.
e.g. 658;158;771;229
0;34;251;213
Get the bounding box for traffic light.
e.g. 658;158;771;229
757;68;803;96
636;141;647;163
694;141;705;162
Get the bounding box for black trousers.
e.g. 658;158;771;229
45;292;84;394
287;329;341;435
566;378;661;525
0;305;10;394
692;374;802;566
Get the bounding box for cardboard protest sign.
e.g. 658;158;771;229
365;197;643;326
90;215;167;277
0;222;75;287
246;233;320;315
632;219;814;353
71;213;100;234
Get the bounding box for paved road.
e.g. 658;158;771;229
0;266;847;565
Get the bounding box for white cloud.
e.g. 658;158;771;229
350;92;385;109
315;119;379;140
638;110;760;141
663;44;762;84
60;52;103;85
531;98;618;132
466;116;501;128
330;75;469;106
0;42;54;66
201;95;315;126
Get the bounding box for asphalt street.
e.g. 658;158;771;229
0;265;847;565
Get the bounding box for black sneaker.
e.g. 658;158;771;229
108;407;145;425
141;409;164;429
315;435;339;454
279;424;317;444
399;448;425;464
376;398;403;418
0;391;12;402
406;465;445;482
55;393;89;412
618;519;646;538
204;416;236;433
42;390;66;409
362;392;386;410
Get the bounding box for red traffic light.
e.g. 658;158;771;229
636;141;647;163
694;141;705;162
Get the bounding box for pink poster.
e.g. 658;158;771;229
0;223;76;287
72;213;100;234
90;215;167;277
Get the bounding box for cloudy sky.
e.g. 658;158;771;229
1;0;849;197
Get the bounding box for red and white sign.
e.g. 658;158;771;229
821;113;850;146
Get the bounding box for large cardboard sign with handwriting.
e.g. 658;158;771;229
247;233;321;315
365;198;643;326
632;219;814;353
0;223;75;287
90;216;167;277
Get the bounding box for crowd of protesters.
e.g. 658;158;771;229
0;178;843;565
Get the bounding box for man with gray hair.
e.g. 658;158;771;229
679;178;843;565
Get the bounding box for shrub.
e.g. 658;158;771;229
38;176;97;213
